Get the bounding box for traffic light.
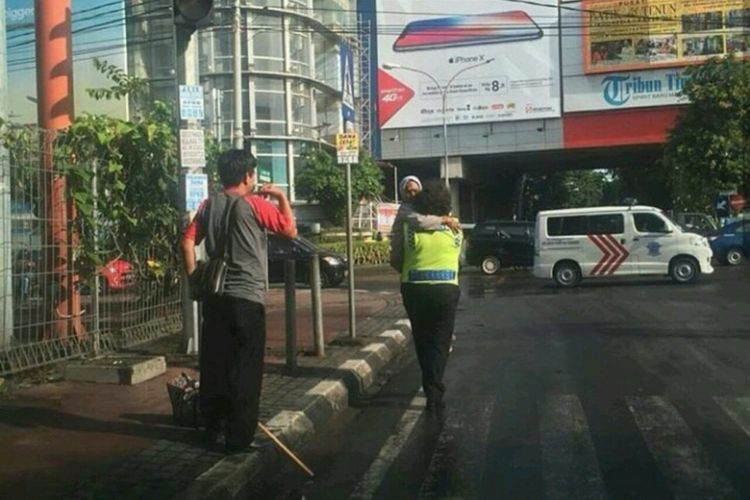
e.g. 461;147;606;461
174;0;214;31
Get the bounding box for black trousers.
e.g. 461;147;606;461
400;283;460;403
200;296;266;448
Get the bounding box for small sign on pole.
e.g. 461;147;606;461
336;133;359;165
179;129;206;168
179;85;205;121
184;173;208;212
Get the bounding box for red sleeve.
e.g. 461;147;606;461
183;199;209;243
246;195;294;234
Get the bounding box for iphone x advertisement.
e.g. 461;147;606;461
377;1;561;129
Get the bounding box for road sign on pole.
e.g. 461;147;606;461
179;85;205;120
336;133;359;165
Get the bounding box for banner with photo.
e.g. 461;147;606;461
376;0;561;129
583;0;750;74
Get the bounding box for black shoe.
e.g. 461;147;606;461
225;436;274;455
425;399;446;413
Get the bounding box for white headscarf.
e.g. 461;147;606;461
398;175;422;200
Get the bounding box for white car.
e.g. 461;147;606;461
533;205;713;287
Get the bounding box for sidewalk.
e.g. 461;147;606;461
0;285;410;499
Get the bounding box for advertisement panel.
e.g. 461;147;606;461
583;0;750;74
564;68;691;111
5;0;129;124
376;0;561;129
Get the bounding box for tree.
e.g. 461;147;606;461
523;169;607;216
0;61;220;289
663;55;750;211
295;148;384;224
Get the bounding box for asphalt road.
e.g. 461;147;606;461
255;263;750;500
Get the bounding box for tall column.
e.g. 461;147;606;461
0;0;13;347
35;0;84;338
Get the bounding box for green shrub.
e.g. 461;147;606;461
320;240;391;266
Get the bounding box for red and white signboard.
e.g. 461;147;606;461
376;203;400;233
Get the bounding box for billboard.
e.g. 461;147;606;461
376;0;561;129
564;68;691;111
583;0;750;74
5;0;129;124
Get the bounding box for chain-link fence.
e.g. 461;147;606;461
0;129;183;376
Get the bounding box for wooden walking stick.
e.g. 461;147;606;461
258;422;315;478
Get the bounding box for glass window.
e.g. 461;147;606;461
255;92;285;122
252;17;284;72
633;213;670;233
589;214;624;234
256;140;288;193
548;216;588;236
289;22;311;76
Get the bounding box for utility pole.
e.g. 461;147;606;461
232;0;243;149
35;0;84;339
0;0;12;347
173;0;213;354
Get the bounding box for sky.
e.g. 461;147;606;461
5;0;130;123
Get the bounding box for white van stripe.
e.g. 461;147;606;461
349;393;426;500
715;397;750;439
627;396;740;500
419;398;494;499
539;395;607;500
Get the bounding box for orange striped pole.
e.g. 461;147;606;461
35;0;84;338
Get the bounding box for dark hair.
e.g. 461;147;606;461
413;179;452;216
217;149;256;187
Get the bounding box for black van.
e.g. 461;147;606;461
465;220;535;274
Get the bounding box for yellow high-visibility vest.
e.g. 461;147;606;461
401;222;462;285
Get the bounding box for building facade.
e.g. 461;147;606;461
127;0;364;206
360;0;749;221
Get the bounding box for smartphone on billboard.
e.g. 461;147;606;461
392;11;543;52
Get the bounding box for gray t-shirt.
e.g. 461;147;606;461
200;192;268;305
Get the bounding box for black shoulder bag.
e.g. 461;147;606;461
189;196;241;301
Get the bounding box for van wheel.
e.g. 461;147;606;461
553;262;581;288
481;256;501;275
725;247;744;266
670;257;698;284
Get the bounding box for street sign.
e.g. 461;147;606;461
179;85;205;120
336;132;359;164
184;173;208;211
179;129;206;167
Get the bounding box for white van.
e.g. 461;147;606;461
533;206;714;287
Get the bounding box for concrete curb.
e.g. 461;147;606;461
182;320;412;500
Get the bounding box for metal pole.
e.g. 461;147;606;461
232;0;243;149
173;12;202;355
394;165;398;204
310;253;324;356
442;88;449;188
91;162;100;355
0;0;12;348
284;259;297;371
345;162;356;339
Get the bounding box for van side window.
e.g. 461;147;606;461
589;214;624;234
633;213;669;233
548;216;587;236
547;215;622;236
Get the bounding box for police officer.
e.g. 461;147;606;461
399;180;462;413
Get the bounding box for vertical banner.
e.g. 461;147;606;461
341;42;356;132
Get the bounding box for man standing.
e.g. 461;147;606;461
181;149;297;453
